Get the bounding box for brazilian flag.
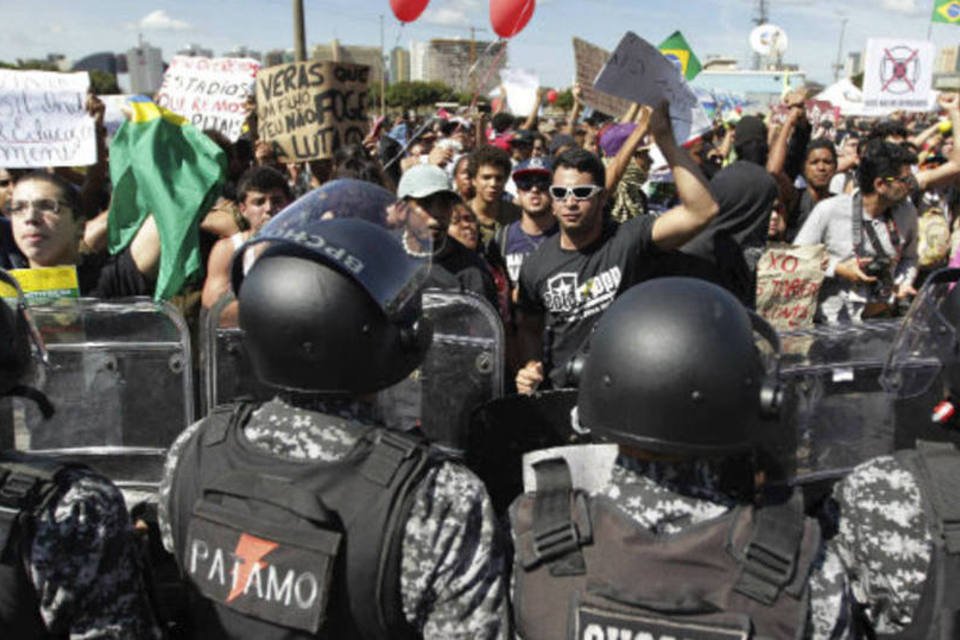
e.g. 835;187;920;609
659;31;702;81
107;97;226;301
932;0;960;24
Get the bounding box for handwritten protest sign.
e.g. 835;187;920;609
756;243;826;331
500;68;539;117
155;56;260;142
862;38;936;115
593;32;711;143
0;70;96;168
256;61;369;162
572;38;633;118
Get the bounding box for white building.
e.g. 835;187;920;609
127;40;164;95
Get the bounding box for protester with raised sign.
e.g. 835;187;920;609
515;101;718;393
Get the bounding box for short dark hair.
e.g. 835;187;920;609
867;120;909;143
805;139;838;163
857;139;917;194
237;166;292;203
552;148;606;187
467;145;512;179
491;113;514;134
16;171;83;220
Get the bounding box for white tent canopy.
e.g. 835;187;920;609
815;78;867;117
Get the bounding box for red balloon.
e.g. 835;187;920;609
490;0;535;38
546;89;558;104
390;0;429;23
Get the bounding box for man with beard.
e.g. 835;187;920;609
514;102;718;393
493;158;558;293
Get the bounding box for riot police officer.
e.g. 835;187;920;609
157;180;509;638
832;268;960;637
0;269;160;638
509;277;852;639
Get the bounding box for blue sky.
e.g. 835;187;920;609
1;0;957;88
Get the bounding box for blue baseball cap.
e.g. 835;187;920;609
512;157;552;179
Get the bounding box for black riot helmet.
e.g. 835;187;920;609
231;179;433;395
0;269;53;418
577;277;780;457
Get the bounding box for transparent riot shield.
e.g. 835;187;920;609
202;289;505;453
377;289;504;452
199;291;274;415
1;297;193;498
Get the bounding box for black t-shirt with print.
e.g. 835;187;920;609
517;215;658;387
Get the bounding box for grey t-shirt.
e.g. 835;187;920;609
794;191;917;324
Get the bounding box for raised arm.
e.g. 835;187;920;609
649;102;719;250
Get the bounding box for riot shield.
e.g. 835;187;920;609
1;297;193;498
378;289;505;452
201;289;505;454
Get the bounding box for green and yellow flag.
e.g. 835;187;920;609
107;97;226;301
659;31;702;81
933;0;960;24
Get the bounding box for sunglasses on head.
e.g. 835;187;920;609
515;176;551;192
549;185;602;201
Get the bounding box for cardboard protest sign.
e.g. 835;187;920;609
593;32;711;143
572;38;633;118
0;70;96;168
500;68;539;117
756;243;826;331
256;61;370;162
862;38;936;115
155;56;260;142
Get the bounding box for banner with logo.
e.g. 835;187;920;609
256;61;370;162
0;70;96;168
862;38;936;115
0;266;80;303
155;56;260;142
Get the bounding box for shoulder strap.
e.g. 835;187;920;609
910;441;960;554
734;491;807;606
202;402;254;447
0;456;70;553
524;457;592;577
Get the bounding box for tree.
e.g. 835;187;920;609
89;70;120;95
554;88;574;111
384;81;457;110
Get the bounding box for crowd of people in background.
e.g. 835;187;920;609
1;81;959;393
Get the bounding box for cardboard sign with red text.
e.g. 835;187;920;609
756;243;826;331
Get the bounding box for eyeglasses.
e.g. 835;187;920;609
884;174;915;187
515;176;551;192
549;184;602;201
6;198;71;216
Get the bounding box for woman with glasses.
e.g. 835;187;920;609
7;172;159;298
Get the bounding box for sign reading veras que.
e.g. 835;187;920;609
256;61;369;162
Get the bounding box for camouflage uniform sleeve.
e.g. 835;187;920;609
831;455;932;635
400;461;511;639
807;543;854;640
29;467;161;639
158;418;207;554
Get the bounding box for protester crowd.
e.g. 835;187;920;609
2;67;960;638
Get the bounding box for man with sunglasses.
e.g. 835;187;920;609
494;158;558;291
515;103;719;393
795;139;920;323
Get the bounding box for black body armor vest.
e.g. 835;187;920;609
168;403;437;639
509;457;822;640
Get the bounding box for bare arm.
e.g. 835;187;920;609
916;93;960;191
909;120;944;149
514;308;545;395
564;84;583;135
766;106;803;176
130;215;160;280
82;210;109;254
201;237;240;326
79;93;109;219
604;106;651;193
649;102;719;251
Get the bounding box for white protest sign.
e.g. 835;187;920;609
155;56;260;141
100;94;134;137
500;68;540;117
0;70;96;168
593;32;711;143
862;38;936;115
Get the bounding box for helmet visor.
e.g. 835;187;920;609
880;268;960;398
232;179;432;320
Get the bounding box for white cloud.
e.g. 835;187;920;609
135;9;192;31
881;0;919;13
49;24;63;34
421;0;481;28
